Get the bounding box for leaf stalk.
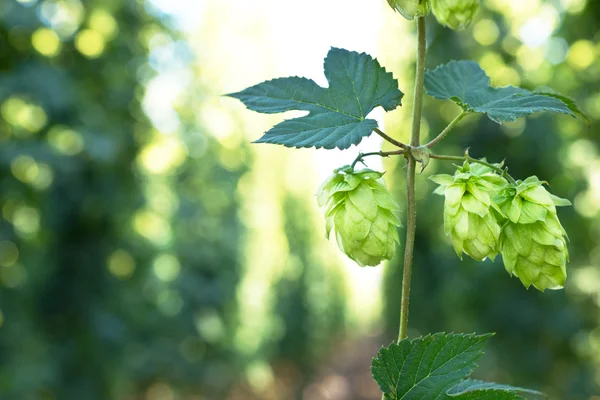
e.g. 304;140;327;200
374;127;410;150
424;111;470;148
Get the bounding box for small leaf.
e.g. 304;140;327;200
430;174;455;186
227;48;404;149
424;60;576;123
448;379;547;399
371;333;492;400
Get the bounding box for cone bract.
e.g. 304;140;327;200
431;0;479;30
496;177;570;291
387;0;431;20
430;162;507;261
317;166;401;267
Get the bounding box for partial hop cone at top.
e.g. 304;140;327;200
431;0;480;30
430;161;507;262
386;0;431;20
317;166;401;267
495;177;571;291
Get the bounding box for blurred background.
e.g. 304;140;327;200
0;0;598;399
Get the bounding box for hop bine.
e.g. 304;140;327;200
317;166;401;267
430;161;507;262
431;0;480;30
387;0;431;20
495;177;571;292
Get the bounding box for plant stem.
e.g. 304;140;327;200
397;16;427;343
424;111;469;148
429;153;518;185
374;128;410;150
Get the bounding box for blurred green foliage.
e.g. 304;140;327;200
0;0;599;400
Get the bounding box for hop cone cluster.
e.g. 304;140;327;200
317;166;401;267
495;177;571;291
387;0;431;20
432;162;571;292
431;0;480;30
430;162;507;261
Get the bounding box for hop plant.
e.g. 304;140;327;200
430;162;507;261
495;177;571;291
317;166;401;267
431;0;480;30
387;0;431;20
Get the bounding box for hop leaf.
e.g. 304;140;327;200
387;0;431;20
430;161;508;261
318;167;401;267
431;0;480;30
496;177;571;291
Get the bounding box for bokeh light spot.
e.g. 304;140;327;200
517;45;544;71
195;311;225;343
561;0;588;14
75;29;106;58
153;253;180;282
108;250;136;279
473;19;499;46
1;264;27;288
31;28;61;57
1;97;48;134
88;9;118;40
12;206;41;238
138;136;187;175
132;210;172;246
545;37;569;65
567;40;595;70
246;360;274;392
11;155;39;184
0;241;19;267
39;0;85;39
47;125;85;155
156;289;183;316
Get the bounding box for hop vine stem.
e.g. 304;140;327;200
397;15;427;343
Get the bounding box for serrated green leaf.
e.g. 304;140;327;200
424;60;576;123
371;333;492;400
448;379;547;399
227;47;404;149
449;390;522;400
535;92;590;123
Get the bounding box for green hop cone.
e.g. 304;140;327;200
317;166;401;267
495;177;571;292
430;161;508;261
431;0;480;30
387;0;431;20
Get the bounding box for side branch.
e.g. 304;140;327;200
351;150;407;169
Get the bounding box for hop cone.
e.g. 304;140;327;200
317;166;401;267
431;0;479;30
430;162;507;261
387;0;431;20
496;177;571;291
